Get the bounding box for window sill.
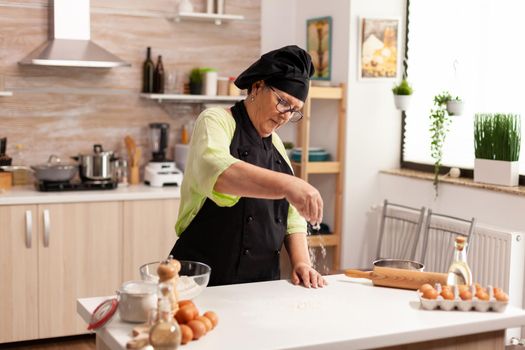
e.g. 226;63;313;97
381;168;525;197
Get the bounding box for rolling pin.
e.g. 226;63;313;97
345;266;448;290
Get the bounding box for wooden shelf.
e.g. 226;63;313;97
307;234;340;248
0;91;13;97
140;93;243;103
173;12;244;25
291;161;341;174
309;86;343;99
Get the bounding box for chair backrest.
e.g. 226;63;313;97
420;210;476;273
376;199;426;261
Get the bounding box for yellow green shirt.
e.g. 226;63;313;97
175;107;307;236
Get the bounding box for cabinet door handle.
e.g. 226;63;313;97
43;209;50;247
25;210;32;249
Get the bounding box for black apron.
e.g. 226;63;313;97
170;101;293;286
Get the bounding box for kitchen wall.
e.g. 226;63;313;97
0;0;260;167
262;0;405;270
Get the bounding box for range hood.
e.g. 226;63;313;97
19;0;130;68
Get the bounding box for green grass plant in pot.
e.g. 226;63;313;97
474;113;521;186
392;79;413;111
189;68;203;95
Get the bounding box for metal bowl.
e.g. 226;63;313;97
373;258;424;271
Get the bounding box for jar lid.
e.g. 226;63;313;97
87;298;118;330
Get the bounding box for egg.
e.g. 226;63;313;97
495;291;509;302
178;300;195;309
476;290;490;301
419;284;434;294
457;285;470;294
197;315;213;332
474;282;482;291
493;287;503;295
180;324;193;345
459;289;472;300
422;288;438;300
175;305;198;324
203;311;219;329
187;320;207;340
440;289;455;300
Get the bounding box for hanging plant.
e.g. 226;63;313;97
429;91;454;197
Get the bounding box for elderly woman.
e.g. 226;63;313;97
170;45;326;288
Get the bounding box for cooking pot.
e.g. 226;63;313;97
74;144;116;181
0;155;78;182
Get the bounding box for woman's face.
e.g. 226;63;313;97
249;82;304;138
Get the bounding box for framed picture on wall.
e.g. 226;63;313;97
306;16;332;81
359;17;400;80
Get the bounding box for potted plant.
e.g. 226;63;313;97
429;91;453;197
392;78;413;111
474;113;521;186
189;68;203;95
446;96;465;116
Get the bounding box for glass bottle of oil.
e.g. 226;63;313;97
446;236;472;286
149;295;181;350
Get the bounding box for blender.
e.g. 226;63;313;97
144;123;183;187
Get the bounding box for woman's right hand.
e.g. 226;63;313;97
284;177;323;224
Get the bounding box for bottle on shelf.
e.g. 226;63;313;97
446;236;473;286
142;47;155;93
154;55;165;94
149;294;181;350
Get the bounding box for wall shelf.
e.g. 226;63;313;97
173;12;245;25
140;93;243;103
0;91;13;97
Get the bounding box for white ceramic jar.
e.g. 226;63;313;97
117;280;157;323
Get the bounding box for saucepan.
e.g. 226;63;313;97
0;155;78;182
345;258;448;290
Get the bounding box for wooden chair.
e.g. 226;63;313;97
376;200;426;261
420;210;476;273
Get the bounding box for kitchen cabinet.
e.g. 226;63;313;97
292;84;346;272
0;205;38;342
0;202;122;342
122;199;180;281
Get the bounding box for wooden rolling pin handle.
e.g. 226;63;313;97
345;269;374;279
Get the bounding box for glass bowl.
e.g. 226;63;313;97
139;260;211;300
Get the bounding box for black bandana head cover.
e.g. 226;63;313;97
234;45;315;102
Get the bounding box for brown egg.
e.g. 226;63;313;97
495;292;509;302
175;305;197;324
178;300;195;309
180;324;193;345
493;287;503;295
419;284;434;294
203;311;219;329
474;282;482;291
440;289;455;300
197;315;213;332
422;288;438;300
459;289;472;300
187;320;206;340
457;285;470;294
441;285;452;291
476;290;490;301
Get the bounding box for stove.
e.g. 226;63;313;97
36;179;118;192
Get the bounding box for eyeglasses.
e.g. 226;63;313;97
269;87;303;122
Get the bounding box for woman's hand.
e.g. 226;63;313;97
291;262;327;288
284;177;323;225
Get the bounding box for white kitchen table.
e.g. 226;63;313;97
77;274;525;350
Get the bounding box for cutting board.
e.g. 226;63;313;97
345;266;448;290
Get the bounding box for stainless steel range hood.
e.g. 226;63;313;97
19;0;130;68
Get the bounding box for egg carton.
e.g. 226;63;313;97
417;284;509;312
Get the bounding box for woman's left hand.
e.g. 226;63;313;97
291;262;327;288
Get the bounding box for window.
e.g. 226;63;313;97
403;0;525;175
